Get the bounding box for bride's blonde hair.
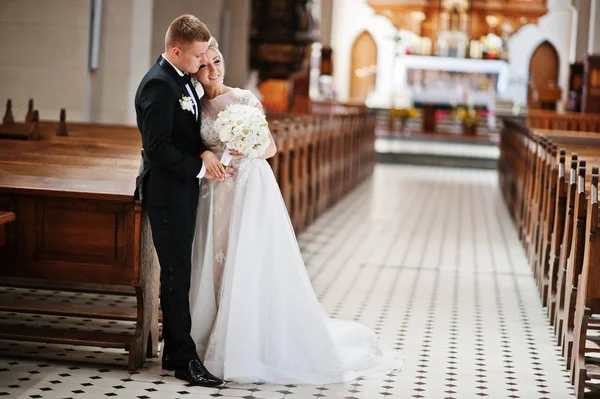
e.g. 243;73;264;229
208;37;225;70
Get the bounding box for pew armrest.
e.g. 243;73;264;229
0;211;15;226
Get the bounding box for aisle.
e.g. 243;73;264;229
0;165;574;399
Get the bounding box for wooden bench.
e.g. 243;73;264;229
0;211;15;247
268;102;376;232
0;114;160;370
507;127;600;367
499;118;600;397
571;168;600;397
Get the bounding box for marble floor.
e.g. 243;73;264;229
0;164;575;398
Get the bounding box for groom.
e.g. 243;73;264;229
134;15;225;387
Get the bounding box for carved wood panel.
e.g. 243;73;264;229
2;194;137;285
368;0;548;55
583;54;600;114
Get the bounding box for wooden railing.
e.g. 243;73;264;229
527;109;600;133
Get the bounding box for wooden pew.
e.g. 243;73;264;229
532;142;558;301
0;119;160;370
0;211;15;247
559;159;597;366
267;101;376;232
499;118;600;397
571;168;600;398
520;132;600;366
553;154;578;341
0;99;42;140
546;150;567;323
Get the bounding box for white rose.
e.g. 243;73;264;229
179;95;194;112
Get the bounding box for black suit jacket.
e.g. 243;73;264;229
134;56;207;208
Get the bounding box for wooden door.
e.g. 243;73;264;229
528;41;560;109
350;31;377;103
583;54;600;113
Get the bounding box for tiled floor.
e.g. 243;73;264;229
0;165;575;399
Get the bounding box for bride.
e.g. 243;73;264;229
188;37;402;385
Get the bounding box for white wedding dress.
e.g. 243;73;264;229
189;88;402;384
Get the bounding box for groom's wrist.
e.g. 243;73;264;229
197;164;206;179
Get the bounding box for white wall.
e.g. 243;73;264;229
0;0;243;125
503;0;573;105
151;0;224;63
330;0;575;106
0;0;91;121
331;0;396;102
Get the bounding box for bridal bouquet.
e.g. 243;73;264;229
214;103;271;167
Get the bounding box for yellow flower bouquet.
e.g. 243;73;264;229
454;106;480;126
390;107;419;120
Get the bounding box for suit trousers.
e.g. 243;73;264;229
146;200;199;369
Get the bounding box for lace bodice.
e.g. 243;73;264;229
200;88;263;158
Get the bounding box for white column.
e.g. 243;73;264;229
222;0;250;89
320;0;334;46
570;0;591;62
589;0;600;54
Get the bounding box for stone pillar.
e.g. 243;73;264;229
222;0;251;89
589;0;600;54
571;0;591;62
320;0;333;46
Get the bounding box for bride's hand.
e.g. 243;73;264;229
201;150;226;181
228;149;246;159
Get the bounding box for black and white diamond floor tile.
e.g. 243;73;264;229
0;165;577;398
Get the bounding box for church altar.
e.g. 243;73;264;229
369;56;509;134
389;55;509;108
398;55;509;93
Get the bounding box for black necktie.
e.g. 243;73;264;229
182;74;192;85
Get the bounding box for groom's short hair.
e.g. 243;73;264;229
165;15;211;49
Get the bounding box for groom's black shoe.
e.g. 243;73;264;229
174;359;224;387
162;354;175;371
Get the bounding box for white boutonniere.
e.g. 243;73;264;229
179;94;194;113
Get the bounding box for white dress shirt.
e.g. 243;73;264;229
161;55;206;179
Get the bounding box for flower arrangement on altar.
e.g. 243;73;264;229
454;106;480;126
389;107;419;121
